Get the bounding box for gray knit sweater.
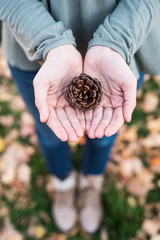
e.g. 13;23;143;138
0;0;160;78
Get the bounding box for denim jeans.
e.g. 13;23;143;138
9;64;144;180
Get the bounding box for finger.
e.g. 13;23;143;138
95;107;113;138
65;106;84;138
85;110;93;134
46;106;68;142
88;106;103;139
33;77;50;123
56;107;78;142
75;108;86;132
123;84;137;122
105;107;124;137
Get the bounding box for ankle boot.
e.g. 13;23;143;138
51;171;77;232
78;173;103;234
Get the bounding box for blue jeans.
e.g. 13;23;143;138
9;64;144;180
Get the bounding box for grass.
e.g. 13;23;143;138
0;74;160;239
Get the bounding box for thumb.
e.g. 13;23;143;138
33;77;50;123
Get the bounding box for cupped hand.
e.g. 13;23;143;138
33;45;85;142
83;46;137;139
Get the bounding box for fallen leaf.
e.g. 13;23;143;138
21;111;34;125
142;133;160;148
29;134;38;146
100;227;109;240
151;234;160;240
20;112;35;138
0;84;13;101
1;166;16;184
10;95;26;112
134;229;147;240
4;129;19;145
126;169;154;199
142;219;160;236
144;74;151;82
0;206;9;217
17;164;31;185
39;211;52;223
141;92;159;113
150;157;160;173
157;180;160;188
0;217;24;240
35;225;46;239
147;118;160;133
44;233;67;240
3;143;31;163
46;175;54;192
80;228;92;239
27;225;46;239
20;124;35;138
153;75;160;83
1;143;32;185
77;135;86;145
0;137;5;152
0;115;14;127
69;224;79;236
144;203;160;219
127;196;137;208
118;157;143;179
106;161;119;176
122;125;138;142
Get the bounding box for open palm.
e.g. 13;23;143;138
84;46;137;139
33;45;85;142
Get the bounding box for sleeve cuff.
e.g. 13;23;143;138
88;38;128;62
42;38;77;61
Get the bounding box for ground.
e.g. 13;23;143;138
0;51;160;240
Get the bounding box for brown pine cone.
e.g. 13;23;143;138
66;73;102;111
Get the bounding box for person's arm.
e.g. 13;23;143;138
0;0;85;142
84;0;160;139
0;0;76;61
88;0;160;65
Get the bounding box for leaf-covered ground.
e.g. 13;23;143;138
0;50;160;240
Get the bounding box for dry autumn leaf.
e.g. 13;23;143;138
0;137;5;152
141;92;159;113
20;112;35;138
44;233;67;240
118;157;143;179
142;133;160;149
10;95;26;112
142;219;160;236
121;125;138;142
0;217;24;240
0;115;14;127
4;129;19;145
151;235;160;240
100;227;109;240
27;225;46;239
127;196;137;208
147;118;160;133
17;164;31;185
126;169;154;200
150;157;160;173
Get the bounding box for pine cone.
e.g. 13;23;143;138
66;73;102;111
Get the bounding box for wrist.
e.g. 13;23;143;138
46;44;77;60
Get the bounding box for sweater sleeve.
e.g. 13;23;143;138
88;0;160;65
0;0;76;61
